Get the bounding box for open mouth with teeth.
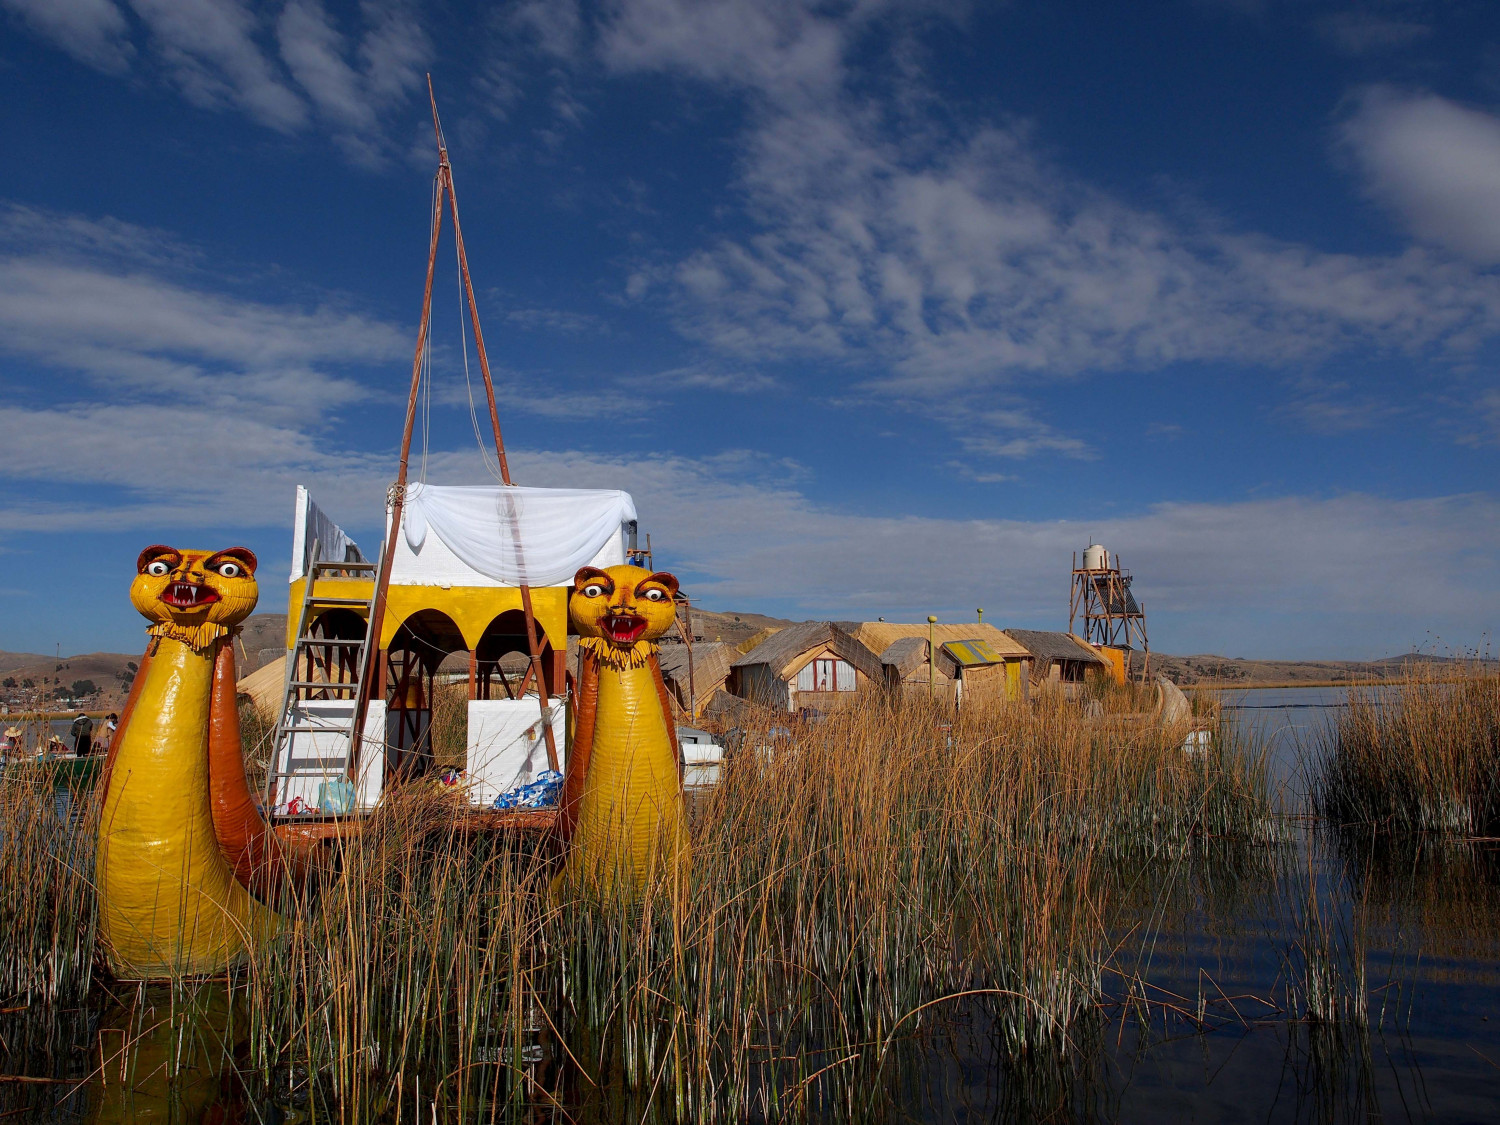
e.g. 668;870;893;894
600;613;647;644
159;582;220;609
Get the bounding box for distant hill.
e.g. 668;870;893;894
1149;651;1493;686
236;613;289;673
676;608;794;647
0;649;141;708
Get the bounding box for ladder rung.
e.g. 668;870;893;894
306;597;370;607
312;561;376;571
288;680;358;690
278;723;359;734
296;638;366;648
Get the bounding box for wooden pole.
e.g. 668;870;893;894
427;76;559;774
927;615;937;700
350;166;445;780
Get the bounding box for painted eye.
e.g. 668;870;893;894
642;588;667;602
145;560;170;577
216;561;241;578
581;583;607;598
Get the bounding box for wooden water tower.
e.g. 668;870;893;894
1069;543;1150;679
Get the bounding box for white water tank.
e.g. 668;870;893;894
1082;544;1108;570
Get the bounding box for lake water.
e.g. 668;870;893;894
1216;683;1397;809
5;687;1499;1122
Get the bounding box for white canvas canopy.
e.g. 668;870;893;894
289;483;636;589
394;482;636;588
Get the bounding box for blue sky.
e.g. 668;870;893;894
2;0;1500;659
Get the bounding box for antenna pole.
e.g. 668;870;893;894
349;155;448;779
430;76;512;486
425;76;559;773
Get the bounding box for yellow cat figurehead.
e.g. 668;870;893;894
130;544;259;652
571;564;679;669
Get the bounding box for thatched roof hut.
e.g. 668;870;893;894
657;641;738;721
729;622;886;711
1002;629;1106;687
850;623;1031;705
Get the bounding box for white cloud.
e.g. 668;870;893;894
513;0;583;61
626;365;780;393
276;0;429;165
599;0;850;104
128;0;308;131
0;375;1491;656
0;206;407;424
1341;87;1500;263
0;0;133;72
664;107;1500;383
1315;12;1429;56
592;0;1500;461
4;0;425;160
499;447;1500;657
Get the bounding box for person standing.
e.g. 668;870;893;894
70;711;93;757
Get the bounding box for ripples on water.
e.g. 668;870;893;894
4;688;1499;1122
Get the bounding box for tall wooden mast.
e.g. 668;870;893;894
356;77;560;775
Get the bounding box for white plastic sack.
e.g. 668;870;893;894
402;483;636;588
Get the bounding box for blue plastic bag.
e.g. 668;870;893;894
317;779;356;814
493;770;563;811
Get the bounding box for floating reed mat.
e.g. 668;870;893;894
1;694;1274;1121
1316;664;1500;836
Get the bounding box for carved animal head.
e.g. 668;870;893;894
130;545;259;650
570;565;679;649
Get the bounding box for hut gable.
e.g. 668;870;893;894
729;622;886;710
1001;630;1106;667
879;637;957;680
657;641;737;718
731;621;884;681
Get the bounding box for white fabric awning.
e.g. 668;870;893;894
290;485;367;581
401;482;637;588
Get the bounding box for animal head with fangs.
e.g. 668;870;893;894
569;564;679;668
130;544;259;651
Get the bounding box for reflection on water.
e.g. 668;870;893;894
4;690;1500;1122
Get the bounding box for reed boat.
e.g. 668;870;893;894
254;87;653;846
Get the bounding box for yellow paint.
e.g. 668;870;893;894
284;578;568;652
1005;659;1023;701
98;547;279;980
1095;645;1128;685
563;565;687;901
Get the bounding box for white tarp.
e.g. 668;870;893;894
466;698;568;806
290;485;367;581
272;698;388;811
402;483;636;588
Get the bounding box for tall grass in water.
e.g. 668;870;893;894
228;692;1270;1122
1316;665;1500;835
0;763;97;1008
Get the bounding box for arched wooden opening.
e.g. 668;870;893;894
472;609;557;700
298;607;366;701
383;609;464;782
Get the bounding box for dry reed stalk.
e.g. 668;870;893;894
1316;664;1500;836
222;692;1270;1120
0;690;1271;1121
